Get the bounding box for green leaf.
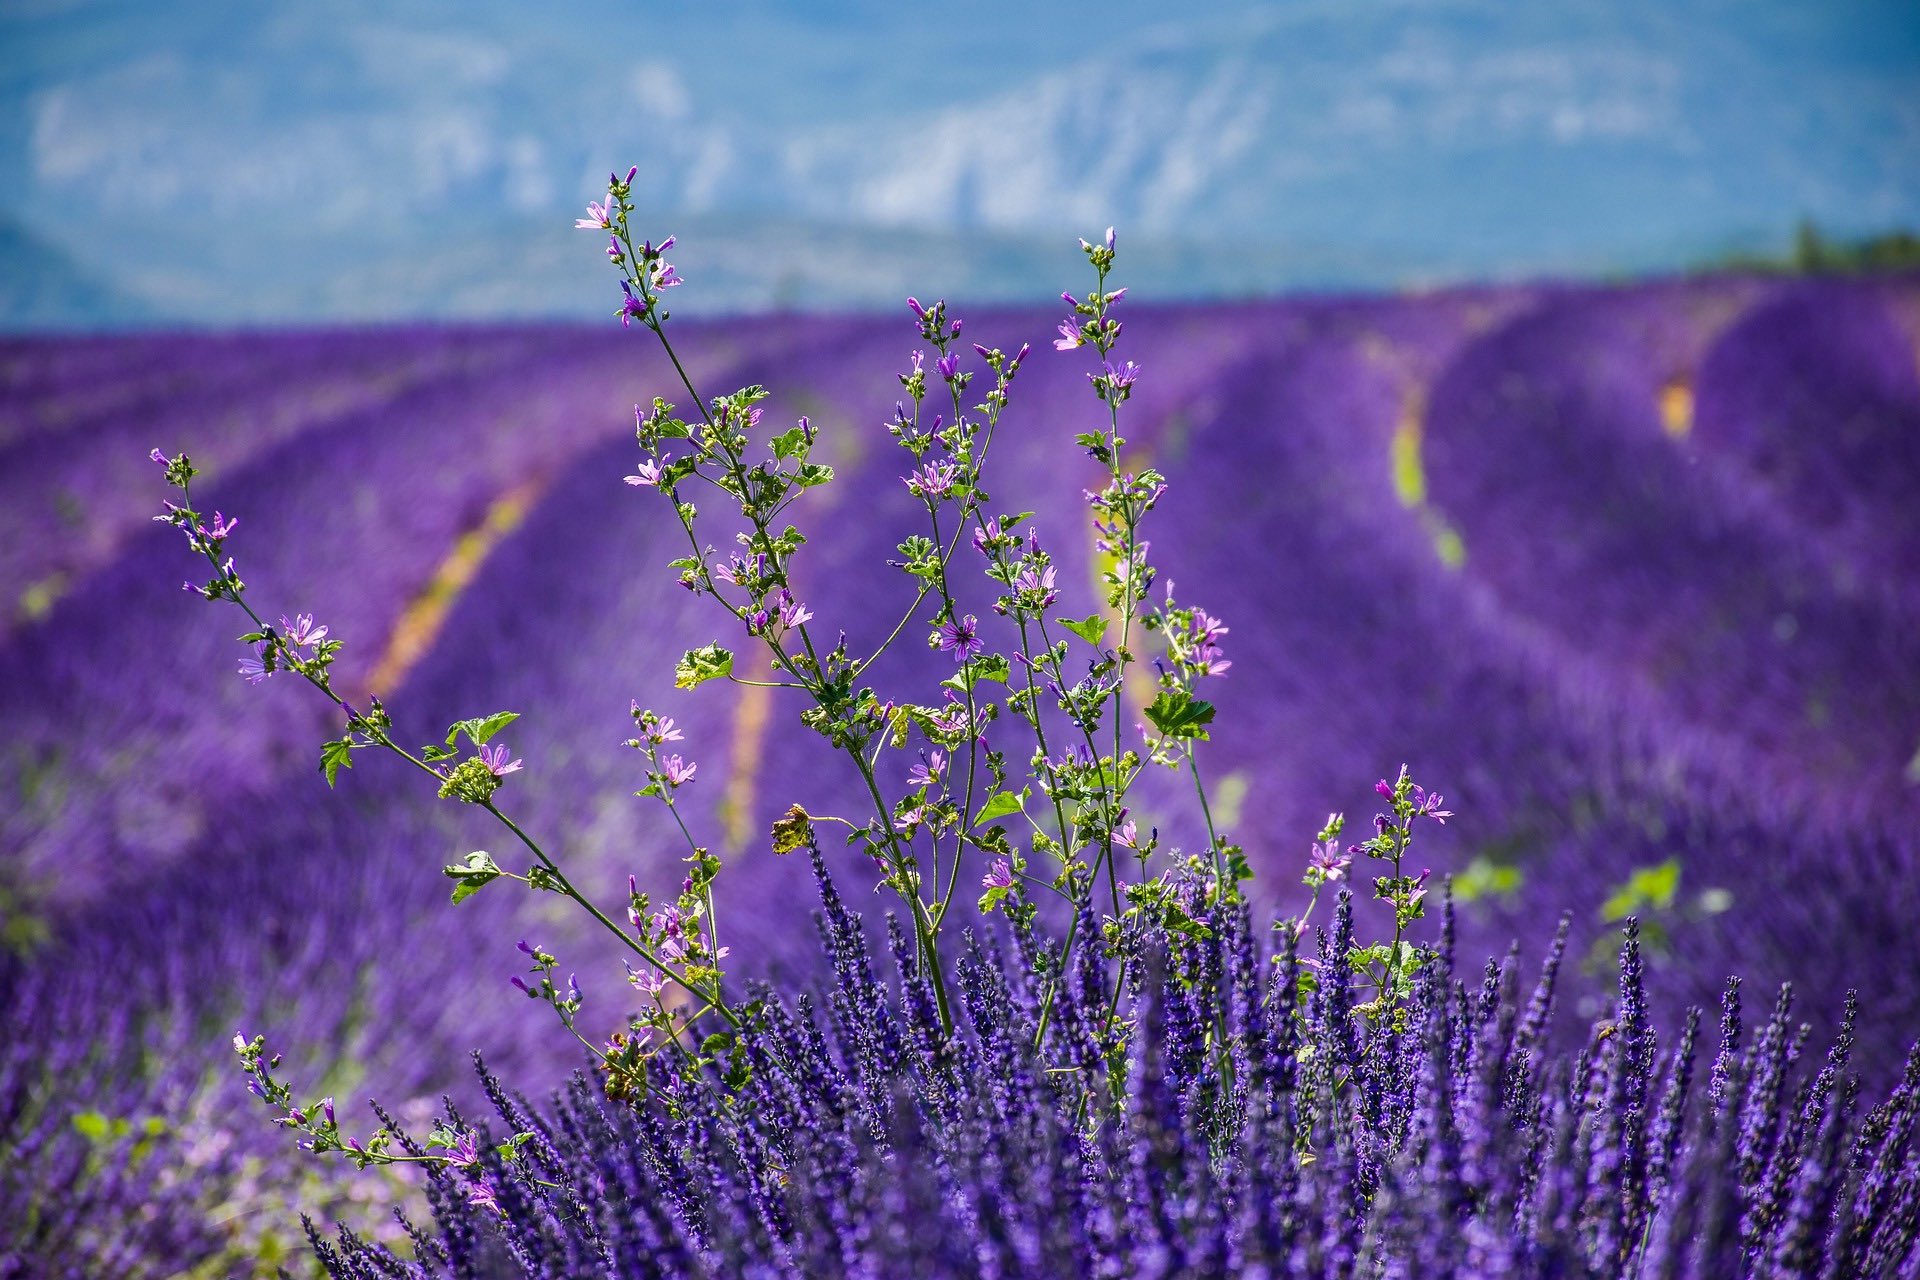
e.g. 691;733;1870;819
674;643;735;690
771;426;809;460
320;737;355;787
446;711;520;749
1143;689;1216;739
795;463;835;488
972;789;1027;826
443;851;502;904
469;711;520;745
942;653;1010;692
1059;614;1109;647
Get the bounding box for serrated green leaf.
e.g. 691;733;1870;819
973;789;1026;826
320;738;355;787
1143;689;1216;739
771;426;809;460
444;851;502;904
1059;614;1108;647
795;463;835;488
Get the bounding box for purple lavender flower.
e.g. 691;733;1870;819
936;352;961;382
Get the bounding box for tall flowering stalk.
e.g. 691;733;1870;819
149;163;1858;1258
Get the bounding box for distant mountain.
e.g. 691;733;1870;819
2;0;1915;326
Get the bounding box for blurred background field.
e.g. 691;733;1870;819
3;1;1919;1274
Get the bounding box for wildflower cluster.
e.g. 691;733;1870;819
231;1034;526;1217
144;174;1920;1280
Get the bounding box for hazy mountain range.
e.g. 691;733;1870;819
4;0;1917;327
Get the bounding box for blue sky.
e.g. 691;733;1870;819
4;0;1917;325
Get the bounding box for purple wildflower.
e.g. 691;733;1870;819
1309;838;1350;881
237;644;271;685
982;860;1013;890
626;455;670;488
619;281;649;327
934;614;984;662
903;461;959;498
278;613;327;650
906;750;946;789
660;755;697;787
478;744;522;777
465;1178;504;1216
575;198;614;230
1410;785;1453;823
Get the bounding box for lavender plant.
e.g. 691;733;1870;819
138;174;1920;1275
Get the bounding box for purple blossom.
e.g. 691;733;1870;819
237;643;270;685
906;749;946;789
902;460;959;498
1054;319;1084;352
447;1131;480;1168
776;590;813;630
478;744;522;777
934;614;984;662
619;281;650;327
1015;563;1059;608
981;859;1013;890
575;198;614;230
660;755;697;787
626;455;670;488
278;613;327;650
1309;838;1350;881
936;352;961;382
1410;784;1453;823
465;1178;503;1216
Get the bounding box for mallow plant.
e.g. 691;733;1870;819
149;170;1920;1277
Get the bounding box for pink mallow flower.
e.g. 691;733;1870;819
934;614;984;662
576;198;614;230
626;456;670;488
1309;838;1350;881
982;860;1013;890
278;613;327;650
1410;785;1453;823
660;755;697;787
479;744;523;777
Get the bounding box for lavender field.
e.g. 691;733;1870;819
4;271;1920;1272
